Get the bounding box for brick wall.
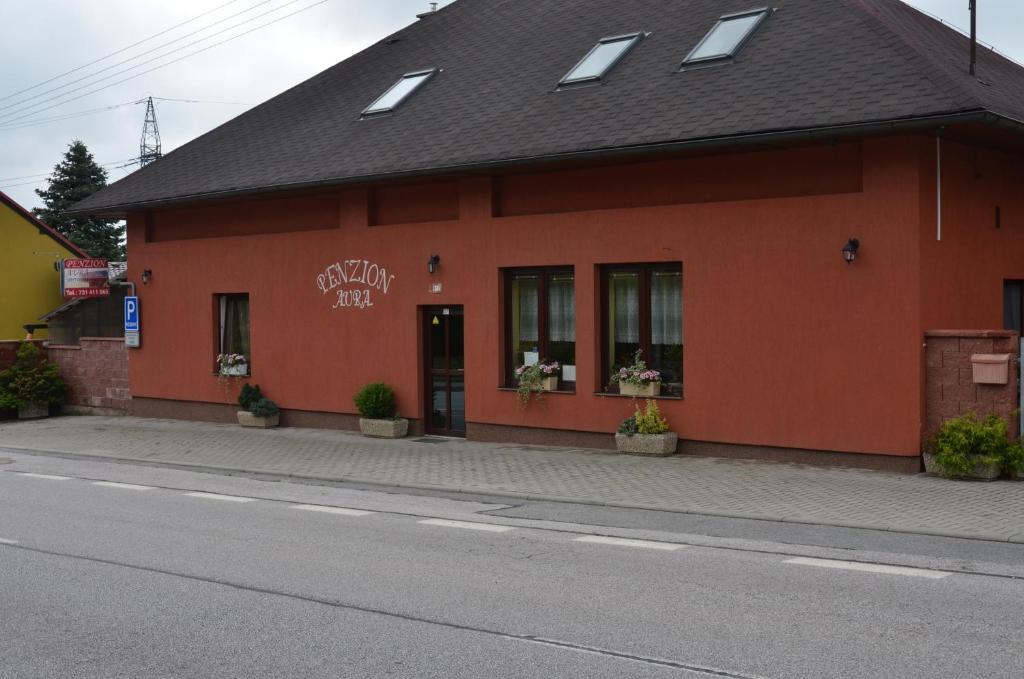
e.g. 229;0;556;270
47;338;130;412
924;330;1020;448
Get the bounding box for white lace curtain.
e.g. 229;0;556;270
611;273;640;343
516;276;539;344
548;276;575;343
651;271;682;345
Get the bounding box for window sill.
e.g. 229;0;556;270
593;392;683;401
498;387;576;396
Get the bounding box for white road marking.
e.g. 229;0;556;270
292;504;374;517
418;519;514;533
784;557;951;579
0;538;18;545
92;481;153;491
16;473;70;480
184;492;257;503
574;535;684;551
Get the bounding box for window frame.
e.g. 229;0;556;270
559;32;644;86
502;266;576;391
599;262;683;396
362;68;438;117
681;8;770;68
215;292;251;373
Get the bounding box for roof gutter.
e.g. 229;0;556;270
72;109;1017;217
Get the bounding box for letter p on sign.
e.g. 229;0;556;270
124;296;140;333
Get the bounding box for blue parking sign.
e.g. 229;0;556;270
125;296;140;332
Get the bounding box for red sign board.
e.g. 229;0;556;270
62;258;110;298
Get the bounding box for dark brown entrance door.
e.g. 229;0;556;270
424;306;465;436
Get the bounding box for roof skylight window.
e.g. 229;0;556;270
683;9;770;66
363;69;437;116
560;33;643;85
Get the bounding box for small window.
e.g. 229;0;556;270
363;69;436;116
602;264;682;396
504;268;576;391
560;33;643;85
683;8;769;66
217;294;250;374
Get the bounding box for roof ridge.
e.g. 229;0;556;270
841;0;982;113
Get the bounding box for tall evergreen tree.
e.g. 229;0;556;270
33;140;125;261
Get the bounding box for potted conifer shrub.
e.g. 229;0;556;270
355;382;408;438
236;384;280;428
0;342;65;420
615;399;677;456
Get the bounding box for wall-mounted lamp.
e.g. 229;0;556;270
141;268;153;285
842;238;860;265
427;254;441;275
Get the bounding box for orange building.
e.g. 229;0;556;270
74;1;1024;471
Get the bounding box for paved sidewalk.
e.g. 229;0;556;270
1;416;1022;542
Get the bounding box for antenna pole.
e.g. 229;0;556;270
139;96;162;167
969;1;977;76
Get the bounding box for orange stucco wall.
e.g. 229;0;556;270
126;136;934;457
918;137;1024;331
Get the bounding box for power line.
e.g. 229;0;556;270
0;97;245;132
151;96;246;105
0;0;331;126
0;0;244;103
0;0;289;119
0;100;142;131
0;157;140;190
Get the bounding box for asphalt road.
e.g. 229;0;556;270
1;453;1022;679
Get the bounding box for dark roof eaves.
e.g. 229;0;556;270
71;108;1001;217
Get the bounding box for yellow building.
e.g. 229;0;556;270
0;190;85;340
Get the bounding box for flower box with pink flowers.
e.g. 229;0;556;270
610;350;661;397
515;360;561;404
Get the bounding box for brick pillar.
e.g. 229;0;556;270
47;337;130;413
924;330;1020;450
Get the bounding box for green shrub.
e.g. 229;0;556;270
249;397;280;418
635;399;669;435
0;342;65;409
931;413;1010;479
238;384;263;411
617;414;638;435
618;401;670;436
354;382;397;420
1004;441;1024;477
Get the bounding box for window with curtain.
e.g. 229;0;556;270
218;294;251;370
505;268;576;390
603;263;682;396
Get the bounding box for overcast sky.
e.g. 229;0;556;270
1;0;1020;211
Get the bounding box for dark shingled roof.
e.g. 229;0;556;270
75;0;1024;214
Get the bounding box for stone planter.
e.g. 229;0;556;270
540;376;559;392
615;432;678;456
359;417;409;439
17;402;49;420
237;410;279;428
922;452;1002;481
220;364;249;377
619;382;661;398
